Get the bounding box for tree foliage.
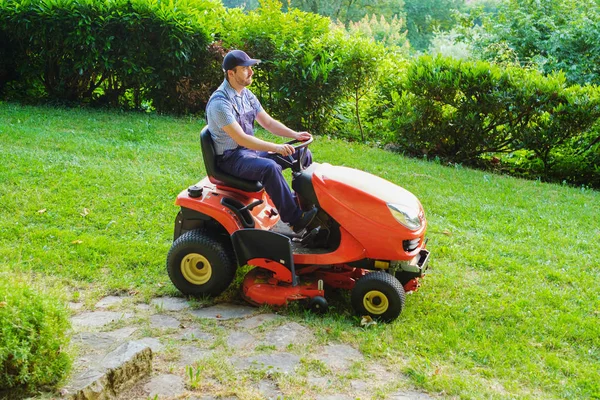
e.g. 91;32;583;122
404;0;464;50
346;13;409;49
282;0;405;24
468;0;600;86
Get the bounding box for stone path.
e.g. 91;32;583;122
59;296;434;400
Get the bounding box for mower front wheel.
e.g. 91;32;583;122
351;272;405;322
307;296;328;314
167;229;236;297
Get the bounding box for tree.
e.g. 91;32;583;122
469;0;600;86
404;0;464;50
340;35;384;141
283;0;405;24
221;0;259;10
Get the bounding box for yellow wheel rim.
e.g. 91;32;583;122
363;290;389;314
180;253;212;285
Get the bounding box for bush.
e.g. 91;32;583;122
336;34;386;141
386;56;600;169
509;128;600;188
0;275;72;390
0;0;220;112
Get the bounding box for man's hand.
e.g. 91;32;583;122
276;143;295;156
294;131;312;141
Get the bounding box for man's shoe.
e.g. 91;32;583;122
292;207;318;233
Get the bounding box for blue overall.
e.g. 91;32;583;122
207;90;312;225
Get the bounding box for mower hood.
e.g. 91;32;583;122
315;164;422;211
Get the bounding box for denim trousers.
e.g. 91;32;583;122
217;148;312;224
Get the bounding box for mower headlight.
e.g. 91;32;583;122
387;203;422;230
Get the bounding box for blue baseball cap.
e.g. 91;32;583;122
222;50;261;71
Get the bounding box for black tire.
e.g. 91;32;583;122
351;271;406;322
307;296;328;314
166;229;236;297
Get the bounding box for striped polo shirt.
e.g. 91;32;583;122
205;79;263;155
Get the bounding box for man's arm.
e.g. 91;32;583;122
255;110;312;141
222;121;295;156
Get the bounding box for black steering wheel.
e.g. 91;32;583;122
272;136;314;173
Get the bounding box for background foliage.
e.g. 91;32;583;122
0;0;220;112
0;0;598;187
385;56;600;187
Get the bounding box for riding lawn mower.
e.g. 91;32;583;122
166;127;430;322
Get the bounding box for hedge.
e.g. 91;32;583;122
385;55;600;186
0;0;219;112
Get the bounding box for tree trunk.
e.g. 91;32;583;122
355;88;364;141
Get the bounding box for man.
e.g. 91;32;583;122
205;50;317;233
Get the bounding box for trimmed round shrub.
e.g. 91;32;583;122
0;275;72;390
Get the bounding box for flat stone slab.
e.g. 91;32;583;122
106;326;138;340
178;346;214;367
73;354;104;370
71;311;134;329
366;364;406;385
73;332;118;351
232;353;300;375
351;379;368;391
95;296;128;309
227;331;257;349
69;302;84;311
143;374;185;398
190;304;256;320
257;379;284;399
135;303;152;312
150;314;181;329
307;375;334;388
318;344;363;371
262;322;314;350
134;338;164;353
100;341;151;370
388;390;433;400
64;341;152;399
65;368;105;398
151;297;191;311
172;327;215;342
73;327;137;351
236;313;279;329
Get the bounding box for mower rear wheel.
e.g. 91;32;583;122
351;272;405;322
167;229;236;297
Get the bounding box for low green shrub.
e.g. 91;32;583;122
502;129;600;188
0;275;72;390
386;55;600;172
0;0;220;112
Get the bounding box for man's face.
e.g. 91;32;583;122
229;66;254;87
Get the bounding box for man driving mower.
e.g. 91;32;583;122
205;49;317;233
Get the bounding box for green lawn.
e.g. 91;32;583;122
1;103;599;399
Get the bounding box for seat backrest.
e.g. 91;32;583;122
200;126;263;192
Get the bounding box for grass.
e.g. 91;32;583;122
1;102;599;399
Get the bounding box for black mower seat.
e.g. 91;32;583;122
200;126;263;192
